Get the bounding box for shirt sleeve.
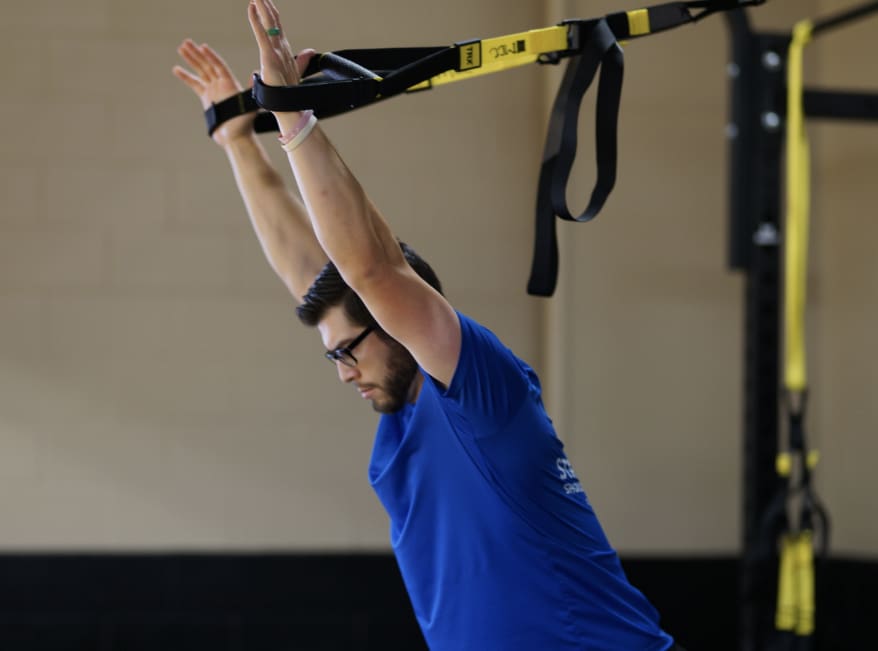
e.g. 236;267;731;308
426;312;538;437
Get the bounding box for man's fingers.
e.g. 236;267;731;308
250;0;271;31
264;0;282;27
178;39;212;81
172;65;205;94
192;43;217;82
255;0;285;41
200;43;230;80
247;1;272;52
201;43;230;75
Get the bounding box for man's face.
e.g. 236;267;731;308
317;306;419;413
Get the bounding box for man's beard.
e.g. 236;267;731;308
371;338;419;414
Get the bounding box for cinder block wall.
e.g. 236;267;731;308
0;0;874;555
0;0;544;550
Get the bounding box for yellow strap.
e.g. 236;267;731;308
777;451;820;475
627;9;651;36
784;19;813;393
776;452;793;477
794;531;816;636
407;25;571;91
781;35;819;633
775;534;798;631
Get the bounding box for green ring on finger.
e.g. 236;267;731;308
266;26;281;36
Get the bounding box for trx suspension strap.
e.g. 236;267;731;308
526;1;765;295
204;1;765;296
771;3;878;641
784;19;811;408
765;17;829;648
527;19;621;296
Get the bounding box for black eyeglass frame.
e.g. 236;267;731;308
324;326;374;367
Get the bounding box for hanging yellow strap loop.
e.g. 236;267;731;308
775;530;817;635
784;19;814;394
776;533;798;631
794;530;816;636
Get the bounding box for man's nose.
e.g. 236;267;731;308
336;362;359;383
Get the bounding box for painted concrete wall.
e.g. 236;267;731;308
0;0;874;555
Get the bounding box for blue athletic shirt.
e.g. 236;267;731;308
369;313;674;650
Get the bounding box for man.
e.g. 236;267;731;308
173;1;682;648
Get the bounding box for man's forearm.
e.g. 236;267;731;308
223;133;327;301
274;113;405;290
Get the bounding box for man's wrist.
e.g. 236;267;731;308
222;131;260;154
273;111;306;134
278;110;314;144
279;111;317;153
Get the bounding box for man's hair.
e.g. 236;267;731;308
296;242;443;328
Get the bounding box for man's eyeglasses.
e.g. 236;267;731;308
324;326;373;367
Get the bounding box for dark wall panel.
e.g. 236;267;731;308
0;554;873;650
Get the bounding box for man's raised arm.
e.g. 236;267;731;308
173;39;327;302
246;0;461;385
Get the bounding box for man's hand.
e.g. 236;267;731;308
173;40;254;147
247;0;313;90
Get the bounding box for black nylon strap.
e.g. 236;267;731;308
645;2;696;31
378;47;458;97
317;52;383;81
253;112;279;133
206;92;259;137
252;47;457;116
306;47;448;77
204;49;442;135
253;73;382;116
527;19;623;297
